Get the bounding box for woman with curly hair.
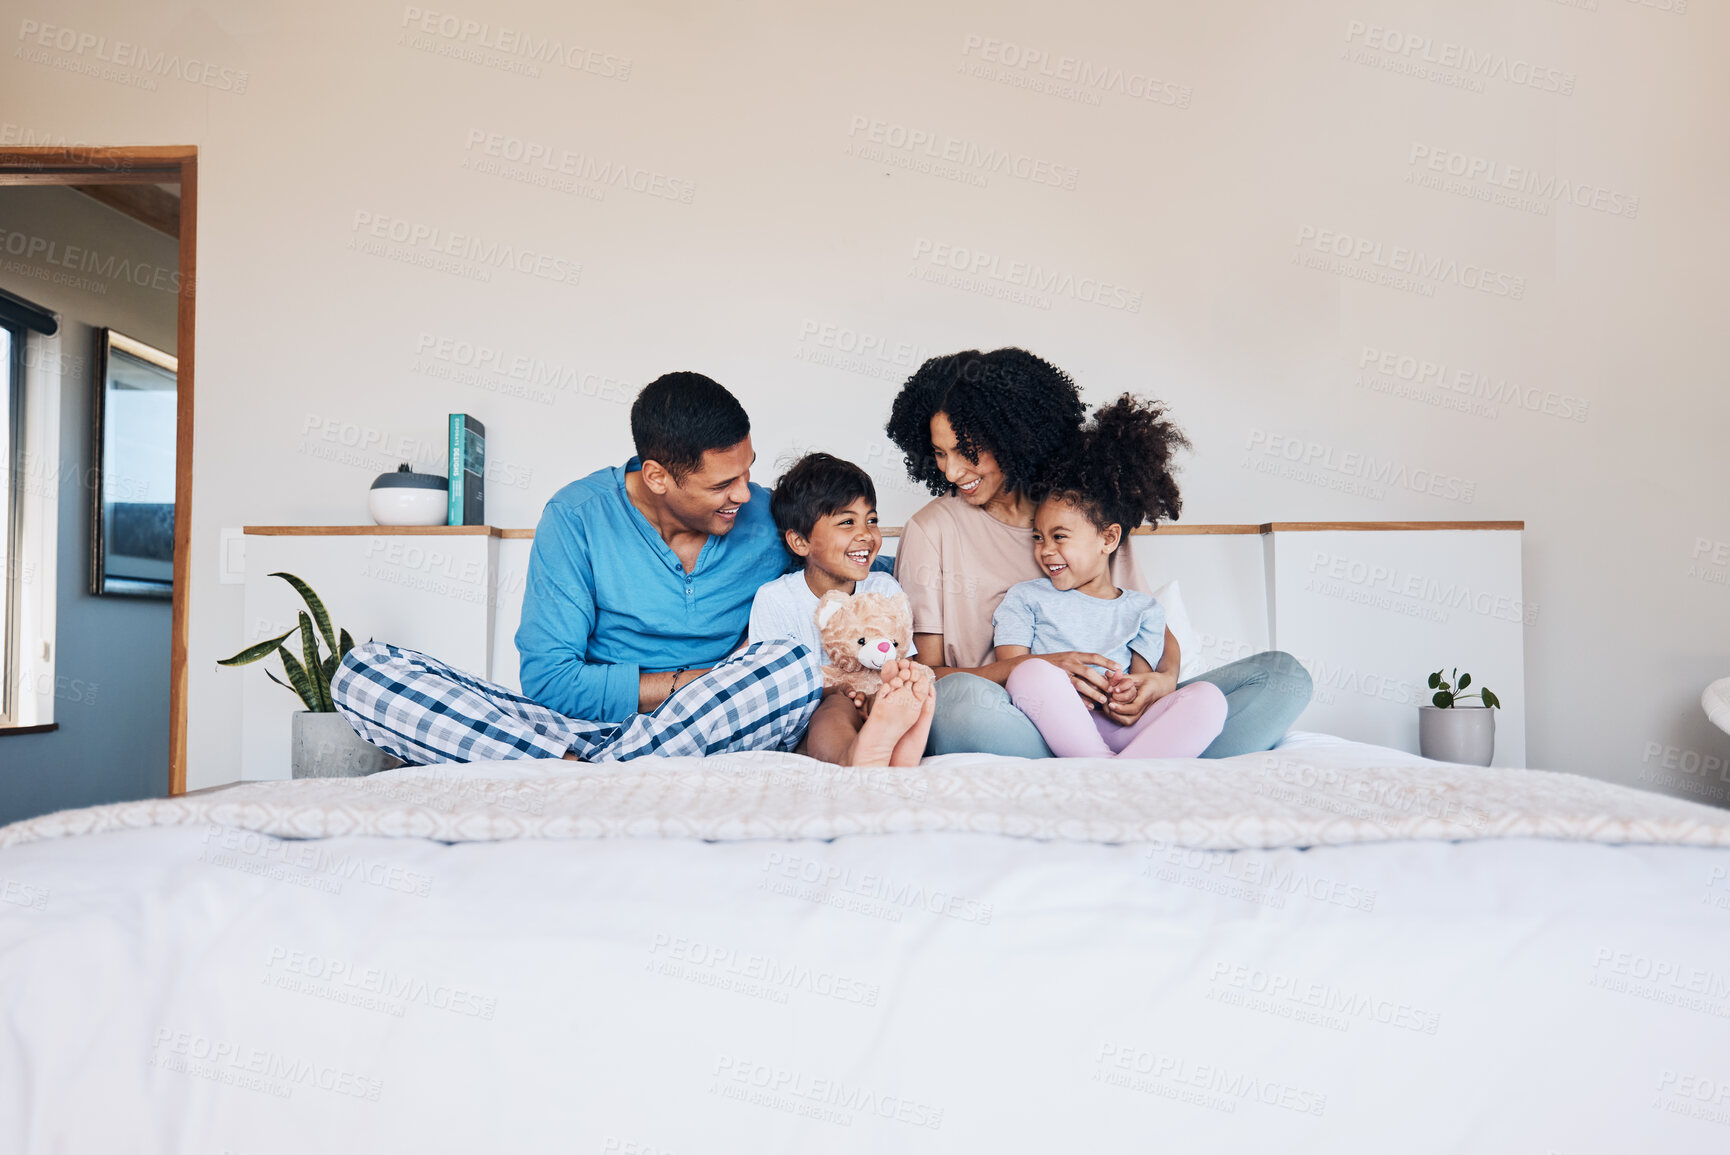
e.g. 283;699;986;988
885;347;1312;758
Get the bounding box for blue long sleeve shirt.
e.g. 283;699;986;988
515;457;789;723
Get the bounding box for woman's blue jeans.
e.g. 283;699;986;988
927;651;1314;759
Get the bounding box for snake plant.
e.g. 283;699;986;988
217;572;354;712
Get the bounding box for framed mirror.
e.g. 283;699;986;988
91;329;177;597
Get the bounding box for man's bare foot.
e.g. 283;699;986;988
889;673;936;767
845;679;924;766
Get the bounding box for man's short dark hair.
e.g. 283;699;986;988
630;372;751;481
770;453;877;549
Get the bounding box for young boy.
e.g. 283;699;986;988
749;452;934;767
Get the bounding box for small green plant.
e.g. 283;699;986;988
1427;667;1500;709
218;572;354;712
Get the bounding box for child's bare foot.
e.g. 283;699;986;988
877;658;917;696
846;679;924;766
889;673;936;767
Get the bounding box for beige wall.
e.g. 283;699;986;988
2;0;1725;798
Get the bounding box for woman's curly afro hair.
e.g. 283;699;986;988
885;348;1086;499
1032;393;1191;546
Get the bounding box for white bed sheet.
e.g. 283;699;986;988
3;737;1729;1152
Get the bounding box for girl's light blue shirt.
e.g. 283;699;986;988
992;579;1166;671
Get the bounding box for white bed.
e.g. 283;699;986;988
4;734;1729;1152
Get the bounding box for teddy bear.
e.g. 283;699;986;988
813;589;935;698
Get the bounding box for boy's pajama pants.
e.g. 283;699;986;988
329;639;822;765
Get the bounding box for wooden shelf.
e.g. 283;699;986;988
244;525;516;536
1258;521;1524;533
245;520;1523;541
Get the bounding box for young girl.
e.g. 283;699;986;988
993;395;1228;759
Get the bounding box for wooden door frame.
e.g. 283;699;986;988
0;146;197;794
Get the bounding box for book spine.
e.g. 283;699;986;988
447;414;463;526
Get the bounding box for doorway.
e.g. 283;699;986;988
0;146;195;806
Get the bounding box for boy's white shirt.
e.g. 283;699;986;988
748;570;905;655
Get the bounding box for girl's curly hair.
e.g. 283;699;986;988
885;348;1087;498
1032;393;1190;546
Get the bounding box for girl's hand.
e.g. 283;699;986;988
1039;651;1122;709
1104;669;1176;724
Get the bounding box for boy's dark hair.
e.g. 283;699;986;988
630;372;751;481
1032;394;1190;552
770;452;877;550
885;348;1087;499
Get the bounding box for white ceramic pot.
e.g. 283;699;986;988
369;464;449;526
1418;705;1495;766
291;711;403;778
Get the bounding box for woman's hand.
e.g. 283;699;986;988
1037;651;1122;709
1103;668;1176;724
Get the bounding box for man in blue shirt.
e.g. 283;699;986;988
332;373;822;762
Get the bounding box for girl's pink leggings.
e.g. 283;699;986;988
1006;658;1228;759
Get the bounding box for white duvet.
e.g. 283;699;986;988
3;736;1729;1153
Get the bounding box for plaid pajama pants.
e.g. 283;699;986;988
329;639;823;765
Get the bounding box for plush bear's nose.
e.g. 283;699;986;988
876;641;891;653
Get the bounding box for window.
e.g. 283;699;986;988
0;285;60;728
1;319;22;722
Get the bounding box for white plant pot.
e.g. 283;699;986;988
291;711;403;778
368;486;448;526
1418;705;1496;766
